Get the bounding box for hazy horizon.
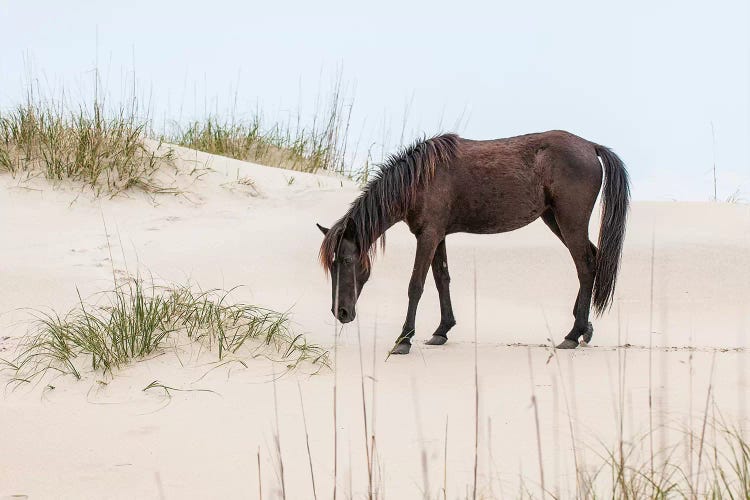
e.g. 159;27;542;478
1;0;748;201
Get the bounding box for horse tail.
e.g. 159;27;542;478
592;145;630;314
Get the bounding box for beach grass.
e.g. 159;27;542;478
169;80;353;175
3;276;329;383
0;98;179;197
572;420;750;499
171;116;332;174
0;76;358;195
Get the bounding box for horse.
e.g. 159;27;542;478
317;131;630;354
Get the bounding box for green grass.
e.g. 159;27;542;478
170;113;348;174
4;277;329;382
172;116;329;173
0;79;357;195
0;98;179;197
572;423;750;499
169;79;353;175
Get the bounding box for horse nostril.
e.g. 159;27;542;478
338;307;349;320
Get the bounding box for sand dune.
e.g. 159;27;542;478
1;145;748;498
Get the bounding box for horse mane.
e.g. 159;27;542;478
320;133;460;273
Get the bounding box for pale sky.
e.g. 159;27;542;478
1;0;748;201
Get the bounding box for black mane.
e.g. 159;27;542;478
320;133;460;271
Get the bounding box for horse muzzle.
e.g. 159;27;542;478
333;306;355;324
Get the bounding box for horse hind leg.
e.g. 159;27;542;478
579;243;597;344
542;209;596;349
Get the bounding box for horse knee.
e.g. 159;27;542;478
408;282;424;300
585;250;596;271
434;268;451;284
575;249;596;283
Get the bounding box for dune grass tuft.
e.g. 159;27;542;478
170;80;352;175
4;277;329;383
572;421;750;499
0;98;178;196
1;75;362;191
173;117;323;173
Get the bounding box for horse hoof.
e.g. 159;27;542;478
425;335;447;346
390;343;411;355
582;322;594;344
556;339;579;350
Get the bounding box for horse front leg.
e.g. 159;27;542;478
390;231;442;355
425;238;455;346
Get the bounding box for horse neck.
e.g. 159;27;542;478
350;197;403;252
371;212;400;243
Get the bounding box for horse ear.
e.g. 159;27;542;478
316;223;329;235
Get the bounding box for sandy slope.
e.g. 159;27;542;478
1;145;749;499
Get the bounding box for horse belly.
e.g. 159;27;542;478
447;170;546;234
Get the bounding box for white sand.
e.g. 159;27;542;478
1;145;749;499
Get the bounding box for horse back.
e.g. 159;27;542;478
408;131;602;235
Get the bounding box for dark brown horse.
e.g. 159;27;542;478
317;131;629;354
